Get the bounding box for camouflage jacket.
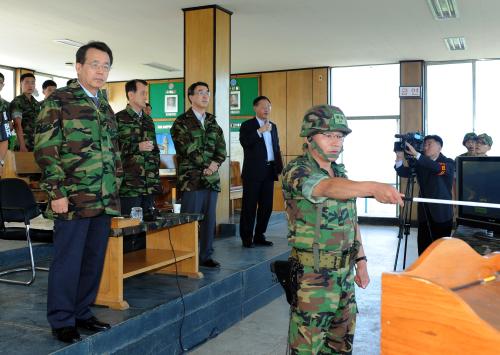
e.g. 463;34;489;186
116;105;161;197
171;108;226;192
10;94;40;151
0;97;9;115
282;151;357;252
0;97;12;142
34;81;123;220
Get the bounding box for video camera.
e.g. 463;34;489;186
394;132;424;158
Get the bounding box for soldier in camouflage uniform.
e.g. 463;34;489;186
35;41;122;344
0;72;13;166
10;72;40;151
116;79;161;215
459;132;477;157
475;133;493;156
282;105;403;354
171;81;227;268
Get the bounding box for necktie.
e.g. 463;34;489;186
91;97;99;107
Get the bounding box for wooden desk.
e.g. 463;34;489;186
381;238;500;355
95;213;203;310
453;225;500;255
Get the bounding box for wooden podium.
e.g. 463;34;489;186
381;237;500;355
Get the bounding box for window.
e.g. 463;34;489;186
426;62;473;159
331;64;399;117
341;118;399;217
475;60;500;156
0;66;15;102
332;64;400;217
34;73;53;101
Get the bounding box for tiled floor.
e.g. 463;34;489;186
0;214;419;355
191;224;419;355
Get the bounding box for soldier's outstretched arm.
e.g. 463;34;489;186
313;178;404;206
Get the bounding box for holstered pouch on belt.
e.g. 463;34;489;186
270;258;302;307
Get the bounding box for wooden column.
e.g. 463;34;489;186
183;5;232;224
400;60;425;221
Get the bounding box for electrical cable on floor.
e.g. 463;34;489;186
166;226;219;354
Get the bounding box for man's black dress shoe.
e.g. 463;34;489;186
200;258;220;268
52;326;82;343
254;239;273;246
242;241;255;248
76;316;111;332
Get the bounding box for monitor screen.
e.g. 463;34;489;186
457;156;500;231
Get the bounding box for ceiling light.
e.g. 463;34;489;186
144;62;180;72
53;39;84;47
444;37;466;51
427;0;459;20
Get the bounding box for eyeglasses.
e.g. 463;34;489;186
319;132;345;141
85;62;111;72
194;90;210;96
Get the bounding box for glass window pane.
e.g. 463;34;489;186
426;63;473;159
34;73;52;101
341;118;399;217
475;60;500;156
0;67;15;102
52;76;69;89
331;64;400;117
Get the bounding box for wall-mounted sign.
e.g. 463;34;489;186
229;77;259;117
149;81;184;118
399;86;422;98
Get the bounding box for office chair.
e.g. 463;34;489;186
0;178;49;285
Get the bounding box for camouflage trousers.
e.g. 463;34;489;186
288;265;357;355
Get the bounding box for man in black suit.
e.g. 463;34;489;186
239;96;283;248
395;135;454;255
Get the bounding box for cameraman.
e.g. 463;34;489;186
395;135;454;255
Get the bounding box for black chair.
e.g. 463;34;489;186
0;178;49;285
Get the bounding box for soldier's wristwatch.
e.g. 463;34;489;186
354;256;367;263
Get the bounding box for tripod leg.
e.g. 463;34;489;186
394;174;415;271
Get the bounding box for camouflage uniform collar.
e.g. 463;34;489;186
305;149;346;177
186;107;214;120
18;93;38;103
69;81;109;109
126;104;143;119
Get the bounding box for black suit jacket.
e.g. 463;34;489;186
395;153;454;223
239;117;283;181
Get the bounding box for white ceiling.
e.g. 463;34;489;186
2;0;500;81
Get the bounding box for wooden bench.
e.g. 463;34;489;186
95;213;203;310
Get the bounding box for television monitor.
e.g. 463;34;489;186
456;156;500;235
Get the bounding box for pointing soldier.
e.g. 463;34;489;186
35;41;122;343
282;105;403;354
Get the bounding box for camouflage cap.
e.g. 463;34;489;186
477;133;493;146
462;132;477;146
299;105;351;137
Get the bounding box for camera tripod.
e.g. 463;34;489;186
393;161;417;271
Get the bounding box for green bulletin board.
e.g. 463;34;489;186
149;81;184;154
230;77;259;117
149;81;184;119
